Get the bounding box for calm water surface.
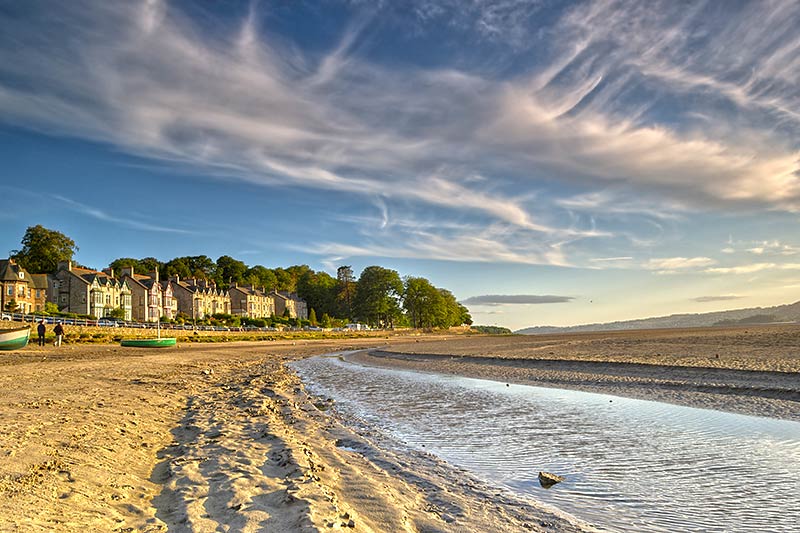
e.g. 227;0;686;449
291;354;800;533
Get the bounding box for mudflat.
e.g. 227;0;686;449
369;325;800;421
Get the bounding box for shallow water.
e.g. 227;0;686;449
291;354;800;533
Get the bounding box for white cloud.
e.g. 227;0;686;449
2;0;800;268
705;263;800;275
643;257;716;271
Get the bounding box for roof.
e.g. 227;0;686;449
29;274;49;290
121;273;148;289
0;259;30;283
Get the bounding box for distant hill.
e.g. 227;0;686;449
516;300;800;335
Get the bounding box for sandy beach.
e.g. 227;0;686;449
0;336;586;532
1;325;798;531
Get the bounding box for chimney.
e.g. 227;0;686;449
121;266;134;278
57;260;72;272
149;270;159;282
103;268;114;278
170;275;180;284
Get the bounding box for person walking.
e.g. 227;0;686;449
37;319;46;346
53;321;64;347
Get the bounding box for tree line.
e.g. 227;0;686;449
9;225;472;329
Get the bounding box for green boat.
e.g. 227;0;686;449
0;326;31;350
120;337;177;348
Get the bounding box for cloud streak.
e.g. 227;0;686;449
461;294;575;306
54;195;193;234
691;295;743;303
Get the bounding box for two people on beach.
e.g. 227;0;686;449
37;320;65;346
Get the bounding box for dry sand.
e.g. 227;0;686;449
0;337;586;533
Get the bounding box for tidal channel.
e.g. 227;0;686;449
291;353;800;532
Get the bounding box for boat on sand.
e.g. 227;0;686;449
120;321;176;348
0;326;30;350
120;337;176;348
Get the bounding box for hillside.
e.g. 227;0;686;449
516;300;800;335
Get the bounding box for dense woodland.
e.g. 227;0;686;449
9;225;472;329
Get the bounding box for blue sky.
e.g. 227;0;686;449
1;0;799;330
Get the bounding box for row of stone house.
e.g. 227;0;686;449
1;259;308;322
1;259;49;315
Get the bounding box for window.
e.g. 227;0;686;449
7;285;13;296
36;290;41;298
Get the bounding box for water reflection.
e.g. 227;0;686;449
291;355;800;533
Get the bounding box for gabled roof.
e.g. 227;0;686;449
121;273;148;289
30;274;49;290
0;259;31;283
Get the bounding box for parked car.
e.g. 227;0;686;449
1;313;11;321
97;318;120;327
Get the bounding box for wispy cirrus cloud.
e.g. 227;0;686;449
461;294;575;306
54;195;193;234
643;257;716;273
704;263;800;275
1;0;800;268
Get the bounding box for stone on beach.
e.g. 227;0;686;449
538;471;565;488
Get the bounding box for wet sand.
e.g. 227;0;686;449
0;337;585;532
369;325;800;421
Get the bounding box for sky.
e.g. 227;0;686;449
1;0;799;330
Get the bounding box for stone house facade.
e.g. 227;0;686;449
172;277;230;320
120;268;178;322
271;290;308;320
229;285;275;318
52;261;132;320
0;258;36;314
29;274;49;313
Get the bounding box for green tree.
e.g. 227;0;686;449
297;270;338;318
4;299;18;313
353;266;403;328
163;257;192;279
107;307;126;319
244;265;278;290
44;301;59;315
11;225;78;273
308;308;318;326
320;313;332;328
215;255;248;287
403;278;472;328
109;257;141;273
273;267;295;291
161;256;214;280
